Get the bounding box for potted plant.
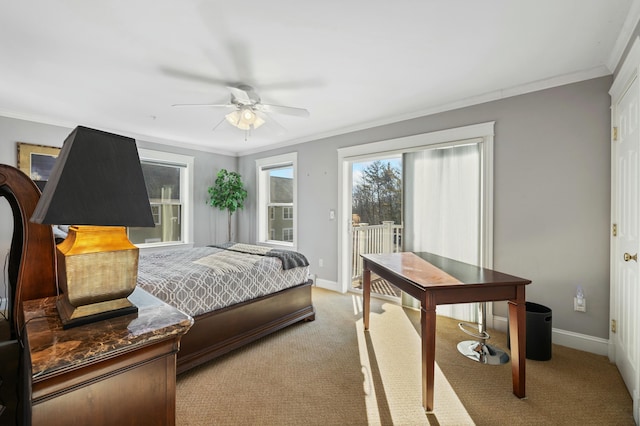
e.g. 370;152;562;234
207;169;248;242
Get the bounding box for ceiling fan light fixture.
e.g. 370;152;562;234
242;108;255;121
253;115;265;129
225;110;242;127
225;107;265;130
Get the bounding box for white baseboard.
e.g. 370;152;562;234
492;315;609;356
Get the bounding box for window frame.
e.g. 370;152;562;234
135;148;194;250
256;152;298;249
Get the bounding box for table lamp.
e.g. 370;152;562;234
31;126;155;328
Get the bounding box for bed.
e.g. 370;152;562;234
137;243;315;373
1;163;315;374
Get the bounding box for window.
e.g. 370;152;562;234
150;204;161;225
282;228;293;242
128;149;194;248
256;153;297;247
283;207;293;220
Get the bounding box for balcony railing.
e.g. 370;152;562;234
351;221;403;280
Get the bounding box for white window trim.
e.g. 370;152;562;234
256;152;298;249
137;148;194;251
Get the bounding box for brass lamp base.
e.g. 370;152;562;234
56;295;138;329
56;225;140;329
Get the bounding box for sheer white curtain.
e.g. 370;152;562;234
403;143;480;321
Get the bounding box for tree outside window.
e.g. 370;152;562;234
352;159;402;225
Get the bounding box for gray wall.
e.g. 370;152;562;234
0;75;613;340
238;76;612;339
0;116;237;304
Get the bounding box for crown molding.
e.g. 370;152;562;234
607;0;640;72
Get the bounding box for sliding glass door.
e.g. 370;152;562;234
337;122;494;323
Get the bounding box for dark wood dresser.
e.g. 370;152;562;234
22;288;193;426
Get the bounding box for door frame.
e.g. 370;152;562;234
609;35;640;424
336;122;495;319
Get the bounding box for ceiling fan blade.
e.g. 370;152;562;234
226;39;254;84
212;116;227;132
259;78;325;91
258;103;310;118
172;103;235;108
257;111;286;135
161;66;237;87
228;86;254;104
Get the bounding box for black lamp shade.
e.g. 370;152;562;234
31;126;155;227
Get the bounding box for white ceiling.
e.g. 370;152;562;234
0;1;638;156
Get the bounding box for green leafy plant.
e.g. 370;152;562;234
207;169;248;241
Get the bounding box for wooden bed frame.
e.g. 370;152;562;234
177;281;315;373
1;163;315;373
0;165;57;338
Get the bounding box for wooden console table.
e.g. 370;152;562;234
361;252;531;412
22;287;193;425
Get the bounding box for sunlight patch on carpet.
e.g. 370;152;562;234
353;294;475;425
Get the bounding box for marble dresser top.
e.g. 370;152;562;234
23;287;194;381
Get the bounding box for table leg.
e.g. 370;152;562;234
421;293;437;412
508;286;526;398
363;267;371;331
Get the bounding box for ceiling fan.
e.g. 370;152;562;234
172;83;310;134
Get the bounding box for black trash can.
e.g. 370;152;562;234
508;302;552;361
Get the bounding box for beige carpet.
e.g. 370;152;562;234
176;287;634;425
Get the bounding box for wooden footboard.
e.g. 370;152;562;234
176;280;315;374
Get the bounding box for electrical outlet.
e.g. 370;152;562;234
574;297;586;312
319;258;324;268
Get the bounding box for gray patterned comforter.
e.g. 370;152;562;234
136;245;309;317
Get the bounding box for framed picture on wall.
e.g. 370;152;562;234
17;142;61;182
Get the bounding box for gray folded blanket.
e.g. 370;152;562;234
209;243;310;270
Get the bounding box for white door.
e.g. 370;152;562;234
612;73;640;424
